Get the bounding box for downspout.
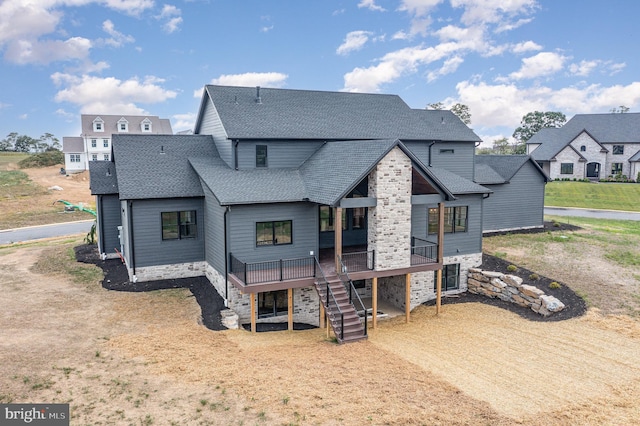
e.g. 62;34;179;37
234;141;239;170
428;141;436;167
128;200;137;282
98;196;105;259
223;206;230;305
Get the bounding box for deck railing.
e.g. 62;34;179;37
337;256;368;337
411;237;438;265
340;250;375;272
229;253;316;285
314;257;345;341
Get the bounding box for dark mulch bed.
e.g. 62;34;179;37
74;244;226;331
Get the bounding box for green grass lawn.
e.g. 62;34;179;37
545;181;640;211
0;152;30;170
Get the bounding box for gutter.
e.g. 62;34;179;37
128;200;137;282
223;206;230;306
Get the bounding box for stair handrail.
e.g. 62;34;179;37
337;255;368;337
314;257;344;341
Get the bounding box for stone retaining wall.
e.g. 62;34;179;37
467;268;565;317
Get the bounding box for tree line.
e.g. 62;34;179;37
428;102;631;155
0;132;61;153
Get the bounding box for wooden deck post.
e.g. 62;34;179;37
334;207;343;272
288;288;293;331
319;302;325;329
436;202;445;315
405;273;411;323
372;277;378;329
250;293;257;333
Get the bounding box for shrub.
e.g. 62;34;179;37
506;264;518;272
18;150;64;168
529;273;539;281
549;281;561;289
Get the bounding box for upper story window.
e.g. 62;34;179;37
319;206;346;232
92;154;98;161
91;139;97;148
256;220;292;246
93;117;104;132
256;145;268;168
580;145;586;152
428;206;468;234
141;118;152;133
70;154;81;163
440;149;454;154
118;118;129;132
103;139;109;148
560;163;573;174
161;211;197;240
613;145;624;155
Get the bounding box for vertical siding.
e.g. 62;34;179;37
130;198;205;267
203;187;227;273
228;203;318;263
98;194;122;256
236;141;323;169
404;141;475;180
482;162;546;232
196;96;233;167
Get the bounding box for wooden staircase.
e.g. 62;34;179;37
315;276;367;344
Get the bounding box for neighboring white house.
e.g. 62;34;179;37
527;113;640;181
62;115;173;173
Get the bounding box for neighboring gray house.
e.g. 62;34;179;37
63;114;173;173
90;85;544;342
475;155;550;233
527;113;640;181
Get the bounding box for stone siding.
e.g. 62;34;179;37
367;147;412;271
130;261;207;282
467;268;565;316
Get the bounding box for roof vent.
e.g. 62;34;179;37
256;86;262;104
441;116;445;124
160;145;165;154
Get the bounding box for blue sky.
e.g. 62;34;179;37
1;0;639;147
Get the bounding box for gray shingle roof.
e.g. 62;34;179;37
200;85;481;142
112;135;218;199
88;161;118;195
81;114;173;136
474;155;549;184
62;136;83;153
528;113;640;161
630;149;640;162
427;166;491;195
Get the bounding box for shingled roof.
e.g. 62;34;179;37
475;155;549;184
88;161;118;195
196;85;481;142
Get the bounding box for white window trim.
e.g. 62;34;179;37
141;118;152;133
93;117;104;132
118;118;129;132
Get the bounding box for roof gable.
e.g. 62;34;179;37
474;155;550;184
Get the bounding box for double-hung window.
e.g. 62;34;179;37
70;154;80;163
428;206;468;234
91;139;97;148
611;163;623;175
161;211;197;240
103;139;109;148
256;220;292;246
256;145;267;168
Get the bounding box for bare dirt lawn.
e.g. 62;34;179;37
2;238;640;425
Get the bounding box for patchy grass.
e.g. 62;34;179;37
0;170;48;199
0;152;30;170
545;181;640;211
31;243;103;285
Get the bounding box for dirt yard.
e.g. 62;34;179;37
2;239;640;425
0;165;95;229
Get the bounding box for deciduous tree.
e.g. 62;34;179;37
512;111;566;153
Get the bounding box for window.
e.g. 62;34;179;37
70;154;80;163
103;139;109;148
428;206;468;234
93;118;104;132
141;119;152;132
118;119;128;132
560;163;574;174
161;211;197;240
440;149;454;154
611;163;623;175
258;290;288;318
256;220;292;246
352;207;366;229
103;154;109;161
91;139;97;148
580;145;586;152
256;145;267;168
613;145;624;155
92;154;98;161
434;264;460;291
319;206;346;232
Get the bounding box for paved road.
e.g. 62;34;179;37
544;207;640;221
0;220;95;245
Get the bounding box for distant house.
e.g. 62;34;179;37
62;114;173;173
527;113;640;181
89;85;546;342
475;155;550;233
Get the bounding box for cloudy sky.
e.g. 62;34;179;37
1;0;639;146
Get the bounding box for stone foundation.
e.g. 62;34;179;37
129;261;207;282
467;268;565;316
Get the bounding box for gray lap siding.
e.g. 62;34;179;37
130;198;205;268
404;141;476;180
203;187;227;273
97;194;121;256
236;141;323;169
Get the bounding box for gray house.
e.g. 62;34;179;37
527;113;640;181
90;85;545;342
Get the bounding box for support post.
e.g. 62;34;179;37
319;302;325;329
405;273;411;323
372;277;378;329
250;293;257;333
288;288;293;331
334;207;343;273
437;202;445;315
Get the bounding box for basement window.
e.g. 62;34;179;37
434;264;460;291
258;290;288;318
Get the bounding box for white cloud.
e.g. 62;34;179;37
508;51;567;80
569;60;600;77
101;20;135;47
55;108;76;121
4;37;92;65
102;0;155;16
19;114;28;120
336;31;373;56
511;40;542;54
51;73;178;114
608;62;626;76
451;0;538;26
156;4;183;34
172;112;196;132
427;55;464;82
357;0;386;12
208;72;289;89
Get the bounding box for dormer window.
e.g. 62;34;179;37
141;118;152;133
580;145;586;152
93;117;104;132
118;118;129;132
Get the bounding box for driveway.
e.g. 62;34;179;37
0;220;94;245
